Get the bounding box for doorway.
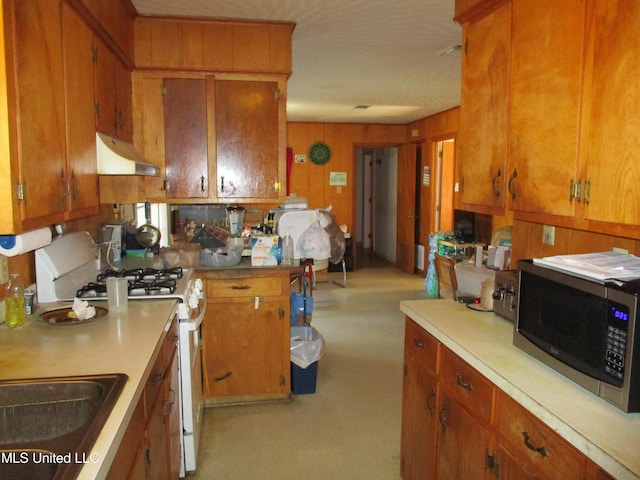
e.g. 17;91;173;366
411;136;456;276
355;147;398;264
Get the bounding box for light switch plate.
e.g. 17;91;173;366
542;225;555;246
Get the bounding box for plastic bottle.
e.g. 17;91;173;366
282;229;294;266
5;273;26;328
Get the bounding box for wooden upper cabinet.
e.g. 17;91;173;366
7;0;68;230
581;0;640;233
134;17;294;74
94;36;133;141
457;1;511;215
71;0;135;60
62;3;100;218
163;78;209;198
214;79;280;201
508;0;584;219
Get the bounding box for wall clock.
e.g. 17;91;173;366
309;142;331;165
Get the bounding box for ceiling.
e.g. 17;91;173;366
131;0;462;124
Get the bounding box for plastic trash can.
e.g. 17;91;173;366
290;325;325;394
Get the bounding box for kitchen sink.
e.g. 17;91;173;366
0;373;127;480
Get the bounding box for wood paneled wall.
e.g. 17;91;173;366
286;122;406;234
512;220;640;265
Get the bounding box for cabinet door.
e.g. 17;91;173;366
202;299;287;398
215;79;280;200
11;0;68;228
62;3;99;218
508;0;584;218
147;387;170;480
458;2;510;215
400;358;437;480
163;78;209;198
581;0;640;228
166;351;181;480
435;392;491;479
94;36;118;137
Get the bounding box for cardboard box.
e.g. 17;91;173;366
251;235;281;266
487;245;511;270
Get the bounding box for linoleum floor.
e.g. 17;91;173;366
192;250;429;480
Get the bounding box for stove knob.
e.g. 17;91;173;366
188;294;199;309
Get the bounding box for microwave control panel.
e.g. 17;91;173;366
604;301;630;382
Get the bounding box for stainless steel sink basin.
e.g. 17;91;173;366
0;373;127;480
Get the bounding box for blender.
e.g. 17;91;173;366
226;206;245;236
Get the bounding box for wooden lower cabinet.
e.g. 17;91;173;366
437;391;491;479
201;268;292;404
400;318;438;479
107;316;180;480
400;317;616;480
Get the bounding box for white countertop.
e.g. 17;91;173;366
0;299;178;480
400;299;640;480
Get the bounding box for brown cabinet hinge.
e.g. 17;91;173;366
279;374;286;386
279;307;285;319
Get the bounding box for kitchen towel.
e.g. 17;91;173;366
0;227;52;257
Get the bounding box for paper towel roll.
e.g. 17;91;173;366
0;228;52;257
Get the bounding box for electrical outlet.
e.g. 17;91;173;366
0;255;8;284
542;225;555;246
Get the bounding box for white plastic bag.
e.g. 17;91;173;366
200;245;243;267
296;221;331;260
290;326;325;369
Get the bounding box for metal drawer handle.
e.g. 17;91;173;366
413;337;425;349
231;285;250;290
522;431;548;458
455;373;473;391
215;371;232;382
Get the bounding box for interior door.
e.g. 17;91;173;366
397;144;415;273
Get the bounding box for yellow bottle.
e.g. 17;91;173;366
5;273;26;328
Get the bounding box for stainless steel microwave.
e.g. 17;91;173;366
514;260;640;412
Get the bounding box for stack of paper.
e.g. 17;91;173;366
533;252;640;281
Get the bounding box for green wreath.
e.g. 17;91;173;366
309;142;331;165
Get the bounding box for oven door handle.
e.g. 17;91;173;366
183;297;207;331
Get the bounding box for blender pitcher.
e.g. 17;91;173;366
226;206;245;236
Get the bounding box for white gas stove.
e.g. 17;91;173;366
34;231;206;475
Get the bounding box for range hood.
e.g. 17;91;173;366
96;132;159;176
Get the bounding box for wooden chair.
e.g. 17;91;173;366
434;254;478;302
434;253;460;300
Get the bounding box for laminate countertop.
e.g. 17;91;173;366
0;299;178;480
400;299;640;480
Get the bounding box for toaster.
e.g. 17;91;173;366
493;270;518;322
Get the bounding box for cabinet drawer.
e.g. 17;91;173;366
207;277;282;299
440;347;494;424
404;317;439;374
495;390;584;479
